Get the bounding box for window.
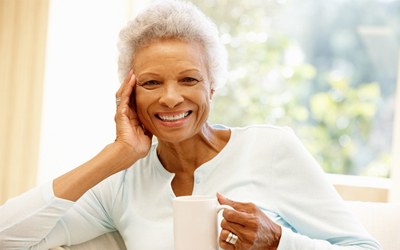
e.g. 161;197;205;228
38;0;399;187
37;0;134;183
189;0;399;178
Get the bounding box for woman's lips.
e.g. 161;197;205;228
156;111;192;122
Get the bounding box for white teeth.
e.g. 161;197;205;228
158;112;189;121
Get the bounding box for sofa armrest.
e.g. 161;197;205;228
50;231;126;250
346;201;400;250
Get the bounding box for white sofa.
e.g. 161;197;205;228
52;201;400;250
346;201;400;250
51;231;126;250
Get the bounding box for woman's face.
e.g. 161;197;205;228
133;39;213;143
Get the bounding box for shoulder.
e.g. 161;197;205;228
216;124;302;162
227;124;313;166
229;124;297;143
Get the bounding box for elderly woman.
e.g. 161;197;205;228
0;1;381;250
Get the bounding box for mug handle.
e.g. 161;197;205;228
216;204;233;213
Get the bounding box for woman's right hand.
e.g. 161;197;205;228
114;69;153;165
53;70;152;201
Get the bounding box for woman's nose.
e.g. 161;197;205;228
158;83;184;108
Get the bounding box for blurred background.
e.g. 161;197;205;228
0;0;399;204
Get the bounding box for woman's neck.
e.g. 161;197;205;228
156;124;230;174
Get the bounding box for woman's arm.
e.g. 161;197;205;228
217;127;381;250
53;142;140;201
0;70;151;249
0;176;122;249
0;182;74;249
54;70;152;201
271;128;381;249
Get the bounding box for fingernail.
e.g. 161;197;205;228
128;69;134;79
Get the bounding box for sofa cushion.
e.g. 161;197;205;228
346;201;400;250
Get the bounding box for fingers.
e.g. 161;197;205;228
218;193;262;249
115;69;132;98
218;194;283;249
218;193;258;216
219;229;236;250
114;69;137;125
220;211;256;250
115;69;136;109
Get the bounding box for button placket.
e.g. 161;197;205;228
192;173;202;195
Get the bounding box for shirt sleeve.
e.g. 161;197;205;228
0;180;117;250
271;128;381;250
0;181;73;249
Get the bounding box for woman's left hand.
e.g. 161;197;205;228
217;193;282;250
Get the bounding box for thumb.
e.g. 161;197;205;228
217;193;252;213
217;192;235;206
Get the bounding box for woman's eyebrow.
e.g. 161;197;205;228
137;72;161;79
178;69;201;75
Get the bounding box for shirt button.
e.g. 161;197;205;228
195;178;201;184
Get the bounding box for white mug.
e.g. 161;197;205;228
173;195;232;250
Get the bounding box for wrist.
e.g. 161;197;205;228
106;142;142;171
272;225;282;250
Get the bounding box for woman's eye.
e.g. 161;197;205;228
181;77;199;85
140;80;160;89
143;80;159;86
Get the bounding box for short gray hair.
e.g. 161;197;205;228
117;0;228;89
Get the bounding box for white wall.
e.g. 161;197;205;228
37;0;142;183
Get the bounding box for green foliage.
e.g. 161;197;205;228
191;0;395;177
307;79;381;174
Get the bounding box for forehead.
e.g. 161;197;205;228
133;38;207;74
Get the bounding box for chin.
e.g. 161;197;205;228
154;131;194;144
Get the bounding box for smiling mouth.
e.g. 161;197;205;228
156;111;192;121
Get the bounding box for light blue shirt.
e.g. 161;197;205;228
0;125;381;249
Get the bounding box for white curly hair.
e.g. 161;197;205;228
117;0;228;89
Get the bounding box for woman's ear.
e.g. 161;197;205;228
210;88;215;101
